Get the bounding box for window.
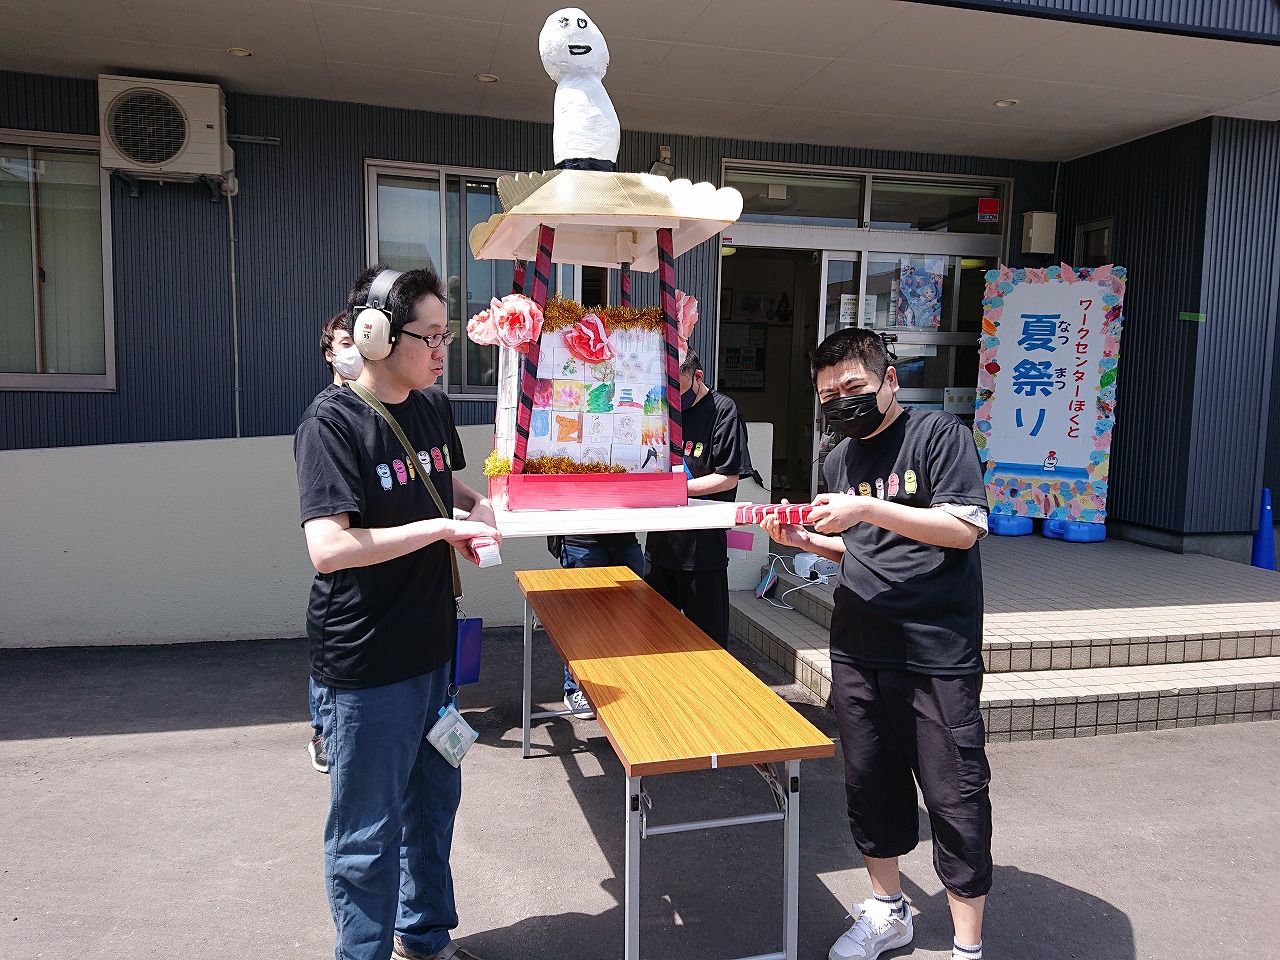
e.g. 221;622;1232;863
368;162;564;397
724;168;863;227
1075;217;1113;268
869;178;1002;234
0;131;113;391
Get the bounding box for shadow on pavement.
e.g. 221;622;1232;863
0;638;310;740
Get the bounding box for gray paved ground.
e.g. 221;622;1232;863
2;631;1277;960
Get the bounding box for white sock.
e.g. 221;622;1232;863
953;939;982;960
873;892;906;917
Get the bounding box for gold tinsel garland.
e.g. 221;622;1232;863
540;295;665;333
483;449;627;478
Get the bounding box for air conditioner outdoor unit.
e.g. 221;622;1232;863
98;75;238;195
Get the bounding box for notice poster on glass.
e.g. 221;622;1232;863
895;257;945;327
974;264;1126;522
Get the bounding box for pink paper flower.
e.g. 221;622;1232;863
562;312;616;363
674;289;699;362
466;307;499;345
491;294;544;354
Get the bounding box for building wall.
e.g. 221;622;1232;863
0;69;1052;452
919;0;1280;43
1056;120;1213;533
1187;118;1280;534
0;423;774;648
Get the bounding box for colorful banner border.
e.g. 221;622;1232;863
974;264;1126;522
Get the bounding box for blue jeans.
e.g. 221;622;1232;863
314;663;462;960
559;540;643;693
308;675;326;737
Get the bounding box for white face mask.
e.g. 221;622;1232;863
331;343;364;380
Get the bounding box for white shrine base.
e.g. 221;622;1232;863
494;498;742;538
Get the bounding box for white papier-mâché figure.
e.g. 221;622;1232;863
539;8;619;169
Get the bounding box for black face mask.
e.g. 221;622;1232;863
821;383;888;440
680;386;698;410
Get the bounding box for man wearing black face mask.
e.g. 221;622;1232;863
762;328;991;960
644;349;752;646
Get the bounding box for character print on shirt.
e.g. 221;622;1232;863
904;470;918;495
376;463;393;491
417;451;432;476
431;448;445;472
858;482;872;497
875;478;885;499
693;442;705;458
392;459;409;485
888;473;900;497
684;440;694;456
443;445;452;468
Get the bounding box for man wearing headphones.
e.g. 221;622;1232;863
762;328;992;960
295;266;499;960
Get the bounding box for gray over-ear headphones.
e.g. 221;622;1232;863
352;269;404;361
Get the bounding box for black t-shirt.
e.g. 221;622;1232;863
294;385;466;689
646;389;752;572
822;409;987;676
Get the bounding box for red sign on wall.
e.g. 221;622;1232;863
978;198;1000;223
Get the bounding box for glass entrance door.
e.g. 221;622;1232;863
811;252;995;495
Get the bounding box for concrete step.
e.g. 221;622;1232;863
729;589;1280;741
982;657;1280;742
730;586;833;701
751;566;1280;673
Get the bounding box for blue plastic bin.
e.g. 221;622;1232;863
1042;518;1107;542
989;514;1033;536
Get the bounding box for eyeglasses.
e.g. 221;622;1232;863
398;329;456;348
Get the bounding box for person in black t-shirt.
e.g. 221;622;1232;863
644;349;752;645
295;267;499;960
304;311;365;775
762;329;991;960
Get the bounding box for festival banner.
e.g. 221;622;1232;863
974;264;1126;522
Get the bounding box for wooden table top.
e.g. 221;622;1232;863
516;566;834;777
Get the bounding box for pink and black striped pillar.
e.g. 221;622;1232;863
511;226;555;474
657;228;682;469
511;259;527;296
620;262;632;307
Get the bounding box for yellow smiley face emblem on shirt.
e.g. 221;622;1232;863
858;482;872;497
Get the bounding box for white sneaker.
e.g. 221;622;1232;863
828;897;913;960
563;689;595;720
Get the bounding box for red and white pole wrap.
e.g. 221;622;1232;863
657;228;682;469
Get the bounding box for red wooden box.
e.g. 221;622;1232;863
491;472;688;511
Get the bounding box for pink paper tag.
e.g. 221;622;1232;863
726;529;755;552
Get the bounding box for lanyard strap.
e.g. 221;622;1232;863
347;382;462;603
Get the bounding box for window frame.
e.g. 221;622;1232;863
1074;216;1115;268
0;128;116;392
365;159;519;400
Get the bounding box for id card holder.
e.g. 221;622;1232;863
454;617;483;687
427;702;479;767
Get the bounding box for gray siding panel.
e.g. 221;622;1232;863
1057;121;1212;532
912;0;1280;42
1186;118;1280;532
2;72;1049;450
1267;323;1280;496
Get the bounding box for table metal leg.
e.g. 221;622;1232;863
782;759;801;960
522;598;533;759
625;774;642;960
